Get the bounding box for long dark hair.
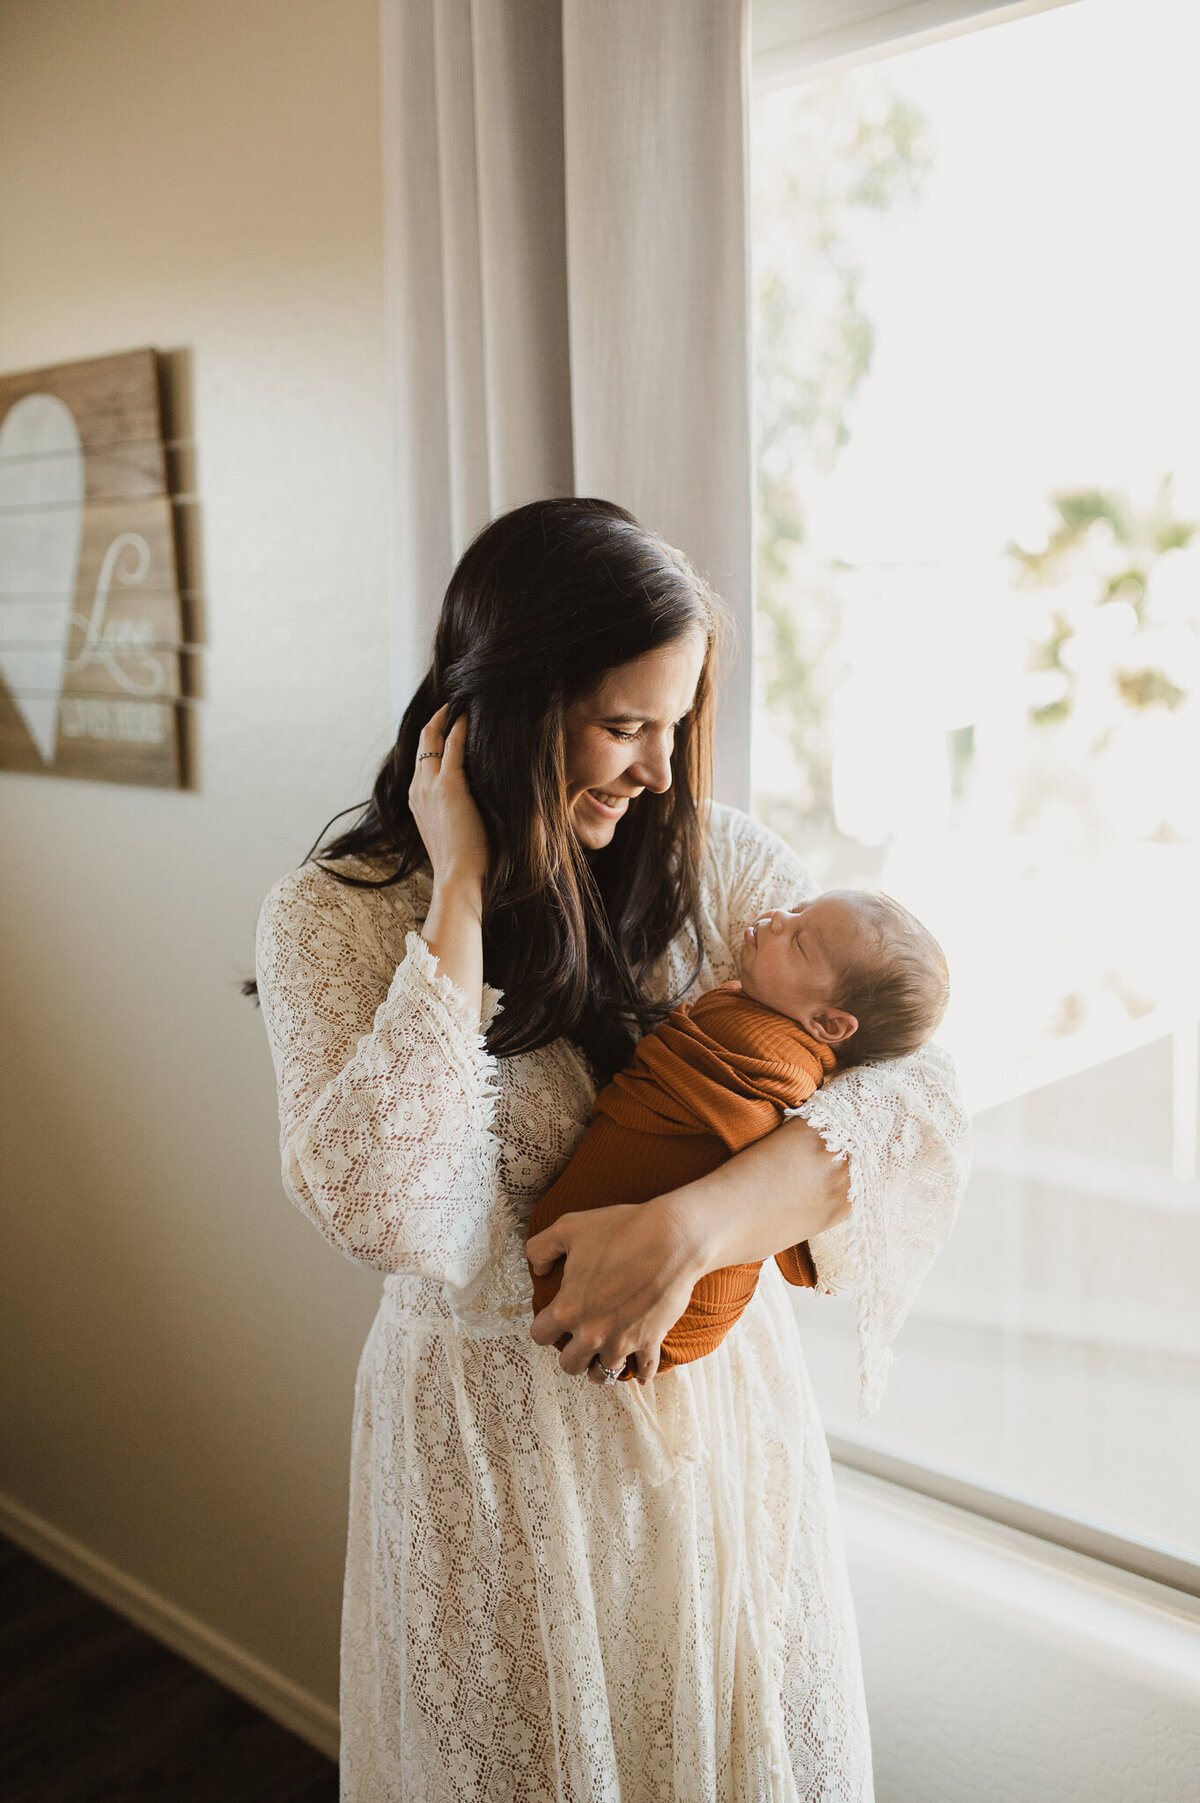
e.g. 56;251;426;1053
280;498;730;1086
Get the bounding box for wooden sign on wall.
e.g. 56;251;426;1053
0;348;187;787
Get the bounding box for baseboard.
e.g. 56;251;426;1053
0;1489;340;1762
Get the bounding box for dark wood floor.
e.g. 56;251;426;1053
0;1535;339;1801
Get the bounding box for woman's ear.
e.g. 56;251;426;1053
806;1007;858;1047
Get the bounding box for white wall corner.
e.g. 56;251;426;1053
0;1491;340;1763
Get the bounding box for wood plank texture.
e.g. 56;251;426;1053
0;440;169;507
0;690;182;786
0;350;166;496
1;495;185;699
0;349;192;787
0;1537;339;1802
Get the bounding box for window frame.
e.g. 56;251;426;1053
749;0;1200;1599
751;0;1082;89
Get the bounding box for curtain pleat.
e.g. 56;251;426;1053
471;0;574;512
381;0;753;806
431;0;492;546
560;0;753;805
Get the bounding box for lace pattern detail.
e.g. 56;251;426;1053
256;804;969;1799
787;1041;970;1413
725;814;970;1415
255;866;509;1289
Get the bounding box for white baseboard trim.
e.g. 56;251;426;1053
0;1489;340;1762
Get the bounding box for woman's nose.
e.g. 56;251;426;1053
630;731;673;793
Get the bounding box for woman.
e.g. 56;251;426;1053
255;498;968;1801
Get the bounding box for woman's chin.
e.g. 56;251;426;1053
569;804;621;849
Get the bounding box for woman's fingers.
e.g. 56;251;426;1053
542;1324;658;1386
412;705;447;772
528;1299;568;1347
525;1221;567;1277
409;702;490;889
558;1336;600;1378
415;708;452;759
586;1348;631;1386
527;1202;697;1383
440;711;467;765
420;702;449;738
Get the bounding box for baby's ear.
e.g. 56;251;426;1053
807;1007;858;1047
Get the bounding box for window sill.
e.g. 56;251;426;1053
835;1461;1200;1684
830;1436;1200;1602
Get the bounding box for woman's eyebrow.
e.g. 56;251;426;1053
601;709;690;725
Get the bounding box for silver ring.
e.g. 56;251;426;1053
416;750;443;761
597;1358;626;1386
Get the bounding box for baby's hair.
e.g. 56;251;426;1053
832;890;949;1067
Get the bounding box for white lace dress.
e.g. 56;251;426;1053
255;801;969;1803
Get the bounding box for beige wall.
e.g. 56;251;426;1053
0;0;396;1724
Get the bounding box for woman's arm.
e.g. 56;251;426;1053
256;702;502;1285
256;876;504;1284
527;1115;848;1381
530;805;969;1397
667;1113;850;1268
411;706;488;1018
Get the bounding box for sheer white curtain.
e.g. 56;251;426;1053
380;0;754;807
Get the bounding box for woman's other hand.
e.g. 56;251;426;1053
528;1118;852;1384
527;1197;706;1384
409;703;489;893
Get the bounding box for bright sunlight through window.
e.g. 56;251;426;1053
753;0;1200;1556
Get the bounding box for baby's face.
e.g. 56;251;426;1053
738;892;872;1044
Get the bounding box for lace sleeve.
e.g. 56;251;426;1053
255;869;505;1287
787;1045;970;1414
720;806;971;1413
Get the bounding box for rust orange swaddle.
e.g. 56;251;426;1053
526;979;837;1376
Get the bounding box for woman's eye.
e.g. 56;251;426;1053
607;727;639;742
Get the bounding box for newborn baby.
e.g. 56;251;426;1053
526;889;949;1377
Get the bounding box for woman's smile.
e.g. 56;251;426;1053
584;788;633;817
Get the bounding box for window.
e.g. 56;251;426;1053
752;0;1200;1564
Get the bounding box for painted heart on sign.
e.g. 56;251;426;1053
0;392;85;763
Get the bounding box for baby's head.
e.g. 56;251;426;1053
739;889;948;1066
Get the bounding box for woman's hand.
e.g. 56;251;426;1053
409;703;490;893
527;1196;706;1384
411;704;490;1022
528;1118;851;1384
